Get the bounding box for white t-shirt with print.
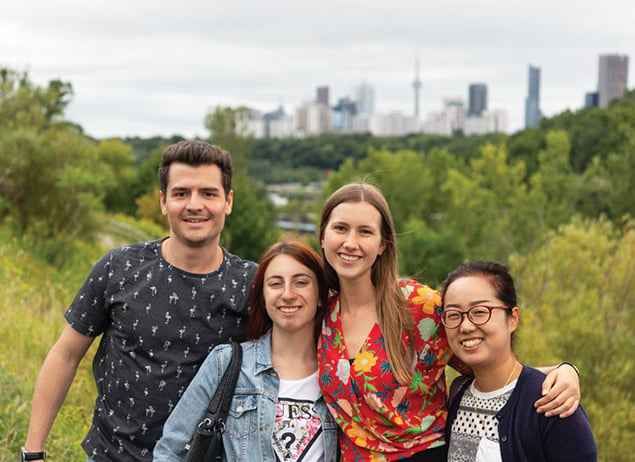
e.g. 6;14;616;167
273;372;324;462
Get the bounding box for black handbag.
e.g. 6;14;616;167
182;341;243;462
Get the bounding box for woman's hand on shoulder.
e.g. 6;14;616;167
534;364;580;418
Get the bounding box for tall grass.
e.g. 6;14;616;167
0;214;164;461
0;235;98;460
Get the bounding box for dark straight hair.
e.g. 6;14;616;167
442;261;517;309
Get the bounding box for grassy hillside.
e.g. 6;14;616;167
0;216;163;461
0;239;95;460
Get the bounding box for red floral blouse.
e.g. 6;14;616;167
318;279;457;461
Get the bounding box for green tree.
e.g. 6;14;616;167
205;105;276;259
582;123;635;220
222;173;279;261
0;68;73;131
527;130;581;230
0;69;110;266
97;138;138;214
135;189;166;231
507;126;544;175
397;217;465;288
511;217;634;462
131;147;165;224
441;143;534;261
0;128;108;266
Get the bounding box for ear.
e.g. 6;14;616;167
509;306;520;333
378;241;386;256
225;190;234;215
160;190;168;216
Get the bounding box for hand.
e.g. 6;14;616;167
534;363;580;418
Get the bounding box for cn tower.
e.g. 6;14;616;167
413;56;422;118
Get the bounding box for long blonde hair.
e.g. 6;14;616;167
319;182;415;384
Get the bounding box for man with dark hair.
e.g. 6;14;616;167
22;140;257;462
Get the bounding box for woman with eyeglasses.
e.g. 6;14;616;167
442;261;597;462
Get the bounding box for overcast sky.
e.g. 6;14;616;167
2;0;633;139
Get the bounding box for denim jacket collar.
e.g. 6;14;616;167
253;330;276;376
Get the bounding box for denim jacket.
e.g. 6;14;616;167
153;332;339;462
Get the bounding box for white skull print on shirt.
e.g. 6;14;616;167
64;239;257;461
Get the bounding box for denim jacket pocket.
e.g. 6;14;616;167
226;394;259;438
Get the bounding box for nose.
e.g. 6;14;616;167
343;232;358;249
458;314;477;332
282;282;297;300
187;192;203;210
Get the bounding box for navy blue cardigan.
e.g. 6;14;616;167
446;365;598;462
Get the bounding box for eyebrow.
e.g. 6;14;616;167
445;299;493;309
170;186;222;193
266;273;313;280
331;220;377;230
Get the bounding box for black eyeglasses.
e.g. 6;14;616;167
441;305;511;329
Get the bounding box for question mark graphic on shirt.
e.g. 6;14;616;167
281;432;296;449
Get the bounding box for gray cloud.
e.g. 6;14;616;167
3;0;633;138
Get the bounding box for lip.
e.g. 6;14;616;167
182;216;210;224
460;337;484;350
278;306;301;314
338;252;361;263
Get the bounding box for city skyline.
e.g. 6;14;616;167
2;1;633;139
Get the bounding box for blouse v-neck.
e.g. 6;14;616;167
335;298;380;363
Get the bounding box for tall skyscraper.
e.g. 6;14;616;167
598;54;629;108
468;83;487;116
525;65;542;128
412;58;422;118
355;82;375;116
316;86;330;106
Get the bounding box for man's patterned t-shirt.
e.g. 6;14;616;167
64;239;257;461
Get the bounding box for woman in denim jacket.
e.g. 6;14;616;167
154;241;339;462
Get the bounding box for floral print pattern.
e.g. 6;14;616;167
318;279;455;461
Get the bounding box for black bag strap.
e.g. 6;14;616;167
196;341;243;436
